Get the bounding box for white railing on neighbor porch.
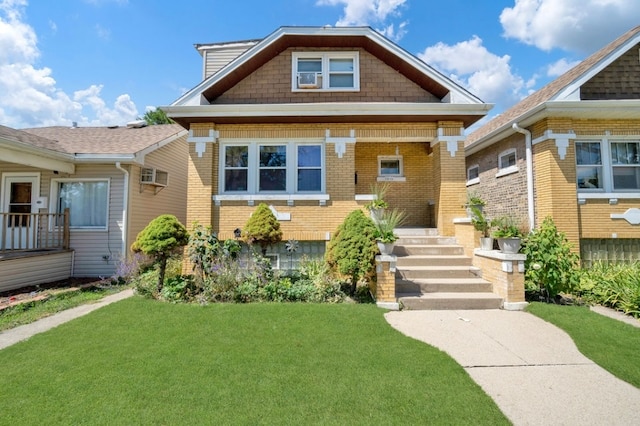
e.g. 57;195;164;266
0;209;70;252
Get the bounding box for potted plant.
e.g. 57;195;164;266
470;205;496;250
492;216;524;253
373;208;406;255
464;191;486;217
365;182;390;222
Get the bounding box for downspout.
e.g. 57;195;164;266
512;123;535;231
115;162;129;259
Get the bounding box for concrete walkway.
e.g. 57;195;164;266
385;309;640;426
0;288;134;350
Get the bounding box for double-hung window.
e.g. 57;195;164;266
297;145;322;192
467;165;480;185
611;142;640;190
259;145;287;191
576;141;603;189
221;143;324;194
52;179;109;229
497;148;518;177
292;52;359;91
575;139;640;193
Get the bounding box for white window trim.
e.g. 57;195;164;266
264;253;280;269
576;138;640;198
219;141;326;196
466;164;480;186
49;178;110;231
292;51;360;92
496;148;518;177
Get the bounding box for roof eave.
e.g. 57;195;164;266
164;102;493;128
466;100;640;156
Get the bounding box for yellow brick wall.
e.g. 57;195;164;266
473;256;525;303
186;123;215;229
579;199;640;238
355;142;433;226
454;221;479;258
375;258;397;302
532;139;581;250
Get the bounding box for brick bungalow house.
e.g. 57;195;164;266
465;25;640;265
163;26;491;264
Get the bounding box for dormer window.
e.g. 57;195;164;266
292;52;359;91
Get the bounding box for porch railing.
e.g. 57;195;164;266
0;209;70;252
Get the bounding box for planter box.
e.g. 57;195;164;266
497;238;521;254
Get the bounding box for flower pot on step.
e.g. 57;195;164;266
376;241;395;255
479;237;494;250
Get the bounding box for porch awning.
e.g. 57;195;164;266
0;146;75;174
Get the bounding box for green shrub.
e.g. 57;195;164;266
325;209;378;296
522;216;580;301
577;262;640;317
132;257;184;299
131;214;189;293
161;275;198;303
244;203;283;255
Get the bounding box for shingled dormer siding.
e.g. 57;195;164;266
212;47;441;104
581;43;640;100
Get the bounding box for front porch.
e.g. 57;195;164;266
0;211;73;292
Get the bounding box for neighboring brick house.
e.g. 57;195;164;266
164;26;491;262
0;123;188;290
465;25;640;265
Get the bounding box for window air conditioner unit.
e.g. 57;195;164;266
140;168;168;186
297;72;319;88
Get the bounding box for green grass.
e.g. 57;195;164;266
0;298;509;425
527;302;640;388
0;285;128;332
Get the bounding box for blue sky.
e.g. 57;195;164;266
1;0;639;129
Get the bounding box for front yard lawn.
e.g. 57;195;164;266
527;302;640;388
0;298;508;425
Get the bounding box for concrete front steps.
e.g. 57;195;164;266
392;228;502;310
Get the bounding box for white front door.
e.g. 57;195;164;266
2;174;40;249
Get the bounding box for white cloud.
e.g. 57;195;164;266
316;0;408;41
0;0;37;63
500;0;640;53
546;58;580;77
74;85;137;126
0;0;138;128
419;36;528;112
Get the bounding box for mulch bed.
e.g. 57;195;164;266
0;278;106;311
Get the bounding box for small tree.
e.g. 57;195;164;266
325;209;378;296
131;214;189;293
142;108;174;125
244;203;283;256
522;216;580;301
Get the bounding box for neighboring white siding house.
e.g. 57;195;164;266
1;123;188;280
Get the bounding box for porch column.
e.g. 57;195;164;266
432;124;467;237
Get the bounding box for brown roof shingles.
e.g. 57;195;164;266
466;25;640;147
20;124;186;155
0;124;68;154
